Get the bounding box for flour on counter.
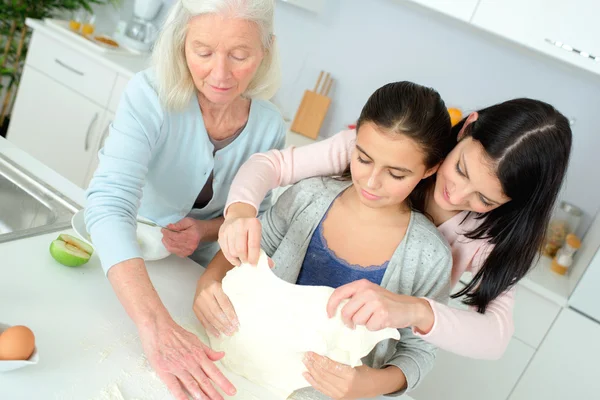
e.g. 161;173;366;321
88;354;170;400
98;346;114;363
80;338;96;350
89;384;127;400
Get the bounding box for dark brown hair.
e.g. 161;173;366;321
340;81;453;214
451;98;572;312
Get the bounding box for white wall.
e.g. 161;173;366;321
96;0;600;235
271;0;600;236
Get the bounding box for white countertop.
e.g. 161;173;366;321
0;136;412;399
25;18;150;79
458;250;586;307
519;255;581;306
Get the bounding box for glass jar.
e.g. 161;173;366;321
551;233;581;275
69;10;83;32
81;14;96;37
542;201;583;257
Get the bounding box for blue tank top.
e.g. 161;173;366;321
296;207;389;289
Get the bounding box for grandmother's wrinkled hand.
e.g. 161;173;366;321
138;315;236;400
162;217;206;257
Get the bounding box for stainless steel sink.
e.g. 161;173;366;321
0;152;80;243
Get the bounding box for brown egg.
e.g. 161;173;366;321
0;325;35;360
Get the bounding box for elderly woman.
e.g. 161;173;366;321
84;0;283;399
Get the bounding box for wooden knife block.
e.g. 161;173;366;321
290;71;334;140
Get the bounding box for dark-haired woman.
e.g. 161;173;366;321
216;98;572;360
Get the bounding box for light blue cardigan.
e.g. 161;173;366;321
85;70;286;273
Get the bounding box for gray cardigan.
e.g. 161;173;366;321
259;177;452;396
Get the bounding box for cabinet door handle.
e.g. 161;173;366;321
55;59;85;76
545;38;600;62
85;113;99;152
99;121;112;149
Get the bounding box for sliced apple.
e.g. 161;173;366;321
49;233;94;267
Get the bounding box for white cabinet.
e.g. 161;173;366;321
509;307;600;400
6;26;135;189
25;30;117;106
83;111;115;189
472;0;600;75
7;66;105;188
512;285;561;349
394;0;600;76
412;338;535;400
404;0;480;22
411;286;536;400
108;75;129;113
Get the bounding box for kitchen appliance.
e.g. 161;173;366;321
122;0;164;53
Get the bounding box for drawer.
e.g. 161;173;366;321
108;75;130;113
512;284;561;348
455;278;560;349
26;31;116;107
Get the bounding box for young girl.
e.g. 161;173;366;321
219;97;573;360
194;81;455;398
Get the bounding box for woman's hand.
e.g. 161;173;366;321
138;314;236;400
302;352;373;400
193;274;239;338
326;279;435;333
219;203;262;266
162;218;205;257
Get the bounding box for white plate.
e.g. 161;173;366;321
0;323;39;373
71;210;171;262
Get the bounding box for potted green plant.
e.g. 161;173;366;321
0;0;122;136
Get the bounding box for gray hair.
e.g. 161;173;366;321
152;0;281;111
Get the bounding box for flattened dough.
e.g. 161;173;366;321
209;251;400;398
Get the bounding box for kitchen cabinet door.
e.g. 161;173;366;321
83;111;115;189
410;288;536;400
511;284;561;349
472;0;600;76
7;66;104;188
404;0;479;22
509;307;600;400
411;338;535;400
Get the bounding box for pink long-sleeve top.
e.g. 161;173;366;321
225;129;515;360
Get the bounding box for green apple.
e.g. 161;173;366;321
49;233;94;267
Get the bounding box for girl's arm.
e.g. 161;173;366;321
224;129;356;217
219;130;356;265
382;247;452;395
414;286;515;360
414;243;515;360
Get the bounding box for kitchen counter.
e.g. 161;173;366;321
458;247;586;307
0;136;413;399
25;18;150;79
